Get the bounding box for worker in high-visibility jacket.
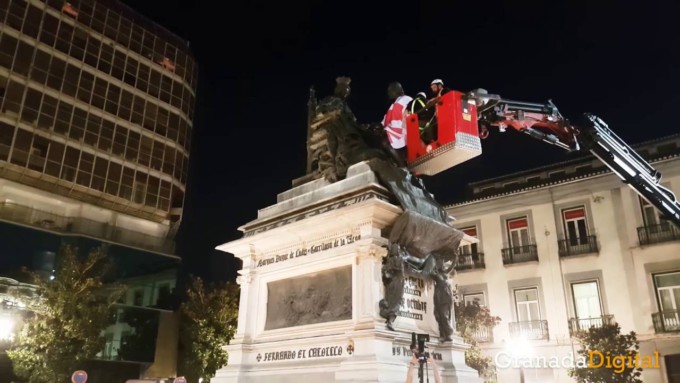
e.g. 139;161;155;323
382;82;413;163
406;92;429;138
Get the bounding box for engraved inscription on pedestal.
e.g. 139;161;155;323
399;275;427;321
265;266;352;330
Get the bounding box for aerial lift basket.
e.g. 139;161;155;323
406;91;482;176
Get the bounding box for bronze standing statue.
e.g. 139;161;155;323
308;77;465;342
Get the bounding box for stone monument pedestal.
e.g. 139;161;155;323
213;162;482;383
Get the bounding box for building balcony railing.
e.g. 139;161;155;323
455;252;485;271
568;315;615;336
638;223;680;246
558;235;599;257
0;202;174;255
469;325;494;343
501;245;538;265
509;320;549;340
652;310;680;333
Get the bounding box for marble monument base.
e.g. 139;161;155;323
213;162;482;383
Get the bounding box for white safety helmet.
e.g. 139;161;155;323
431;79;444;86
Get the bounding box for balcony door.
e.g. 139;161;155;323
571;281;603;330
641;196;665;227
563;207;589;246
458;226;479;255
507;217;530;249
655;272;680;331
514;288;542;339
515;288;541;322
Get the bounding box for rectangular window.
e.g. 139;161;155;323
84;114;101;146
6;0;26;30
563;207;589;245
655;272;680;312
46;58;66;93
98;44;113;75
132;289;145;306
458;226;479;255
91;78;107;110
507;217;530;248
549;170;566;179
62;64;80;97
91;157;107;192
28;135;48;172
105;161;121;196
0;122;15;162
654;272;680;332
133;172;147;204
76;152;94;187
112;125;127;156
125;131;140;162
3;80;24;115
69;107;86;141
55;22;74;55
463;292;486;307
98;120;114;151
13;41;34;76
119;167;134;199
54;100;73;135
45;141;65;177
10;129;32;167
40;13;59;47
31;50;51;84
111;50;125;81
641;196;664;227
62;146;79;182
571;281;602;319
84;38;101;68
162;146;175;175
159;180;171;211
514;288;541;322
21;88;42;124
23;5;43;39
77;71;94;104
105;84;121;115
70;27;88;61
38;94;57;130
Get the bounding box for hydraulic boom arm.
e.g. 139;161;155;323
467;89;680;228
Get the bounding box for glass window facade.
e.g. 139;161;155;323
0;0;196;218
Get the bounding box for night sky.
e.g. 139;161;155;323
122;0;679;282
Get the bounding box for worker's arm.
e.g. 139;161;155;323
429;357;442;383
405;355;418;383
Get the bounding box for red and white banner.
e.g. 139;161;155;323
382;95;412;149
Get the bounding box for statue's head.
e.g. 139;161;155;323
387;82;404;100
334;76;351;99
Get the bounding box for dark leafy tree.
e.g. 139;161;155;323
569;323;643;383
7;244;124;383
179;277;239;383
454;300;501;383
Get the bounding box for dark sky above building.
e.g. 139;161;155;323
123;0;679;282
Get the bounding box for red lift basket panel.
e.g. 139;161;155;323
405;91;482;175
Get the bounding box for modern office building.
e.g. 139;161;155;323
447;135;680;383
0;0;197;381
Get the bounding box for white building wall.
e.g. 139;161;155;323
446;154;680;383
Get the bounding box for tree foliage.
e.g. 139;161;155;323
454;301;501;383
568;323;643;383
7;244;124;383
179;277;239;383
